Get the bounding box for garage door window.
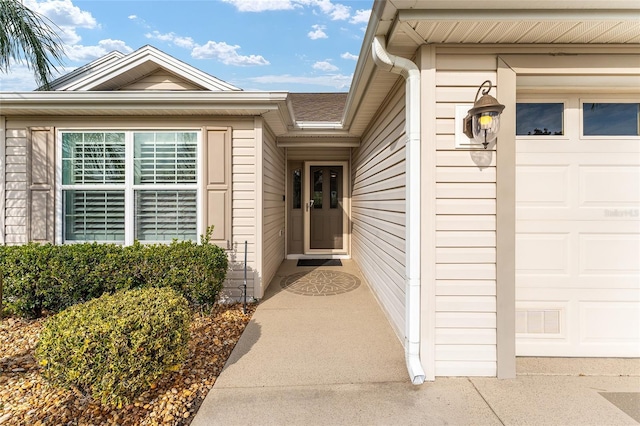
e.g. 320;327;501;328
583;103;639;136
516;103;564;136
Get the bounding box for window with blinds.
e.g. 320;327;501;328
134;132;197;184
135;190;197;241
64;190;125;242
61;131;199;244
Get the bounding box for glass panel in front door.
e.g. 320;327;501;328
310;165;343;250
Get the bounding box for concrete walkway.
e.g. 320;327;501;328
192;260;640;425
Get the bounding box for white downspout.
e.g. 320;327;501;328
371;36;425;385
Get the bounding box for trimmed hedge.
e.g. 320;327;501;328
36;287;191;407
0;229;228;318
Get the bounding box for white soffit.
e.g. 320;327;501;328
395;10;640;45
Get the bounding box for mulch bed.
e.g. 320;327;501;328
0;303;255;425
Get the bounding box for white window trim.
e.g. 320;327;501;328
56;129;203;245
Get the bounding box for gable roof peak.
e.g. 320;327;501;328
49;45;241;92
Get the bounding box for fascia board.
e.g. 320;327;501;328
49;51;126;91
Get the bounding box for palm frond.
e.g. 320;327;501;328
0;0;65;90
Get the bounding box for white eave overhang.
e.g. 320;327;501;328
392;9;640;46
0;91;291;118
342;1;640;137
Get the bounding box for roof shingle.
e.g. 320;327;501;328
288;93;347;122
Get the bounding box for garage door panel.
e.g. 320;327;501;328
579;165;640;206
516;165;569;207
516;233;569;275
580;233;640;276
516;290;640;357
580;301;640;344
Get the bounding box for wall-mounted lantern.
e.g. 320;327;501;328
463;80;505;149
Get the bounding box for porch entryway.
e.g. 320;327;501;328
287;159;350;257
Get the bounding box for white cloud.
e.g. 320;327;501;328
17;1;132;72
341;52;358;60
145;30;269;67
128;14;151;29
221;0;296;12
313;61;338;72
25;0;97;28
312;0;349;20
24;0;98;45
249;73;352;90
66;39;133;62
223;0;361;22
146;31;196;49
0;64;40;91
0;63;74;91
22;0;121;66
308;24;328;40
192;41;270;66
350;9;371;24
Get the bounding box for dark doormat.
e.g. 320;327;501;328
297;259;342;267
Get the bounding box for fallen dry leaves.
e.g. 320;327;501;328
0;303;255;425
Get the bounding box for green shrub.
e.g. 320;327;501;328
0;243;57;318
36;287;191;407
128;238;229;306
0;228;228;317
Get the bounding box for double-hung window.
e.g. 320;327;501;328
60;130;199;244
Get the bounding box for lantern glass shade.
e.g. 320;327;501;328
472;111;501;146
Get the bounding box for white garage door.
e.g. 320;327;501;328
516;95;640;357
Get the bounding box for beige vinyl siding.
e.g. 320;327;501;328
119;69;203;91
433;53;498;377
351;82;407;338
262;127;285;294
3;128;28;245
226;125;258;299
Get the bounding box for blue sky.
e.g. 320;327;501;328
0;0;373;92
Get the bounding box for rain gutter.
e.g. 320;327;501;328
371;35;425;385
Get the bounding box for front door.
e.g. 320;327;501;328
303;161;348;254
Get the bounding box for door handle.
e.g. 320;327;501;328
307;199;314;211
